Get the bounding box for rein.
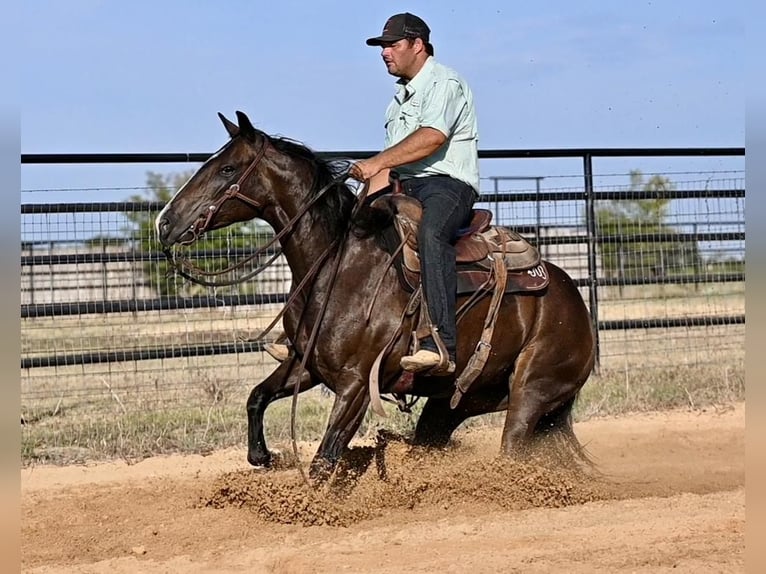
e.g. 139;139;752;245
287;179;372;485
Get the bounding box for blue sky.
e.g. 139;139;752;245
20;0;745;199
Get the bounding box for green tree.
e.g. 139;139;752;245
595;170;701;280
125;171;275;297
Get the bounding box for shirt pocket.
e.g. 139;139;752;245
397;106;420;131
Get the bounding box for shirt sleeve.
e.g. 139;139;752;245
418;79;466;138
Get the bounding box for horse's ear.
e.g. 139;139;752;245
218;112;239;138
235;110;257;141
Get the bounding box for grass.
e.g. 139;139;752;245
21;361;744;467
575;363;744;418
20;389;422;466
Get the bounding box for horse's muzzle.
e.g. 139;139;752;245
156;216;173;246
156;214;196;247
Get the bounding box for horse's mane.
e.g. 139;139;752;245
266;134;394;240
266;134;357;239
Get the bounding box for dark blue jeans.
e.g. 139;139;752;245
401;175;476;360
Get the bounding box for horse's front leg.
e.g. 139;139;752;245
309;379;369;482
247;358;317;467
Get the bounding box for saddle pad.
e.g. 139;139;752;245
456;263;550;295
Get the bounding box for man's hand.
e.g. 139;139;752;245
349;158;383;182
349;127;446;182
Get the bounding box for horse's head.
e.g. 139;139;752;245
156;111;271;248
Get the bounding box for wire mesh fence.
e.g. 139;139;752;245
20;153;745;438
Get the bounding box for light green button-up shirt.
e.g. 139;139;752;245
384;56;480;194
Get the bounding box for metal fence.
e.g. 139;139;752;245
21;148;745;419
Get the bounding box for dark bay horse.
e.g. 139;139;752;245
156;111;596;480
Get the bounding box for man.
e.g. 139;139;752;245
351;12;480;374
266;12;480;375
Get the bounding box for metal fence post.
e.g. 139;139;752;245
583;153;601;371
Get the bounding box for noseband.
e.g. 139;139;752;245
185;137;268;243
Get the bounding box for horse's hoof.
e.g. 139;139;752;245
247;450;273;468
308;458;335;483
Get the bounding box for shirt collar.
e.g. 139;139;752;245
395;56;435;102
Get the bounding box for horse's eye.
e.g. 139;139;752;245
220;165;236;177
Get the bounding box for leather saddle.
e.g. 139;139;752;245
370;194;550;295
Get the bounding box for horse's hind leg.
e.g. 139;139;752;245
412;398;467;448
414;386;509;448
534;394;591;466
247;359;317;467
500;349;583;460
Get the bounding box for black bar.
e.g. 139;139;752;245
22;252;165;266
576;273;745;288
532;232;744;247
596;231;745;244
21;247;281;266
21;202;166;214
22;314;745;369
589;189;745;201
21;339;272;369
20;152;377;164
21;147;745;165
19;231;743;268
21;293;288;319
21;272;744;319
479;189;746;203
21;188;746;213
599;315;744;331
477;147;745;159
21;153;212;165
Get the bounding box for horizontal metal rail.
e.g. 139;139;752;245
18;231;745;268
21;293;288;319
21;314;745;369
22;340;271;369
20;249;279;266
21;147;745;165
22;273;744;319
596;231;744;244
20;188;745;214
21;202;167;213
481;189;746;202
599;315;745;331
581;273;744;288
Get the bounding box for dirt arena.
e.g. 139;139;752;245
21;403;744;573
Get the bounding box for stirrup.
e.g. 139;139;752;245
400;349;442;373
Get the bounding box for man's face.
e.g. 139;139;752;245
379;38;421;79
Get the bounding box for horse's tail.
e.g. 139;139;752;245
533;393;597;471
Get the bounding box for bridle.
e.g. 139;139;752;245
182;136;269;244
162;135;352;288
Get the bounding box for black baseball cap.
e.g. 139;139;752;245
366;13;431;46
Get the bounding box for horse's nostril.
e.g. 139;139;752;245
157;217;174;245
